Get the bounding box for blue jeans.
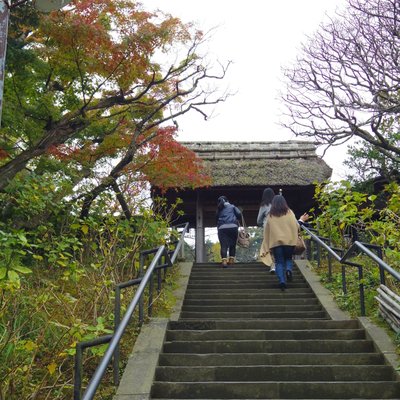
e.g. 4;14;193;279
272;245;295;284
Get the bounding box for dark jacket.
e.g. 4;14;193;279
216;202;242;228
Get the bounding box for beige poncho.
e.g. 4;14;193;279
259;209;299;266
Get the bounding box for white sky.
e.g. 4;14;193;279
144;0;349;180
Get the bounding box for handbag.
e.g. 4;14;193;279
294;234;306;255
237;214;251;248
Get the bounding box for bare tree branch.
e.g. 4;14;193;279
280;0;400;163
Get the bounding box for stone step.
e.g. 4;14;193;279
154;365;396;382
189;268;301;273
185;288;314;296
151;381;400;399
188;280;308;286
186;283;310;289
162;339;374;353
168;319;360;331
158;352;385;366
189;271;286;276
181;305;323;312
188;277;306;283
192;263;269;267
179;311;328;319
165;328;366;341
189;270;303;276
184;291;315;299
183;298;319;306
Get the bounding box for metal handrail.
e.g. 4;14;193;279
75;222;189;400
301;224;400;316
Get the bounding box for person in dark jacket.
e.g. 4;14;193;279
216;196;242;267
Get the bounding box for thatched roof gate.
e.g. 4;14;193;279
152;141;332;262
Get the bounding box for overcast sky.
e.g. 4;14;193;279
144;0;349;180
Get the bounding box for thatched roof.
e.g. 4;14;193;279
181;141;332;186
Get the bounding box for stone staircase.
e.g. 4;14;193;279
150;261;400;399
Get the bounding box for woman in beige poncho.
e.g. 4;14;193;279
260;195;299;291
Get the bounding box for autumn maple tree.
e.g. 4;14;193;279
0;0;229;217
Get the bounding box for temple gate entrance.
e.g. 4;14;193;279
152;141;332;262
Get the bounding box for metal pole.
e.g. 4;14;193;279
358;266;365;316
0;0;10;127
377;247;385;285
113;286;121;386
74;343;83;400
139;253;144;323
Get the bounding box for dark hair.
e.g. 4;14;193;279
269;195;290;217
217;196;229;212
260;188;275;206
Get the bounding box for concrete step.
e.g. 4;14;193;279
151;381;400;399
179;311;328;319
168;319;360;330
183;298;319;306
154;365;396;381
158;352;385;366
184;288;314;296
166;328;366;341
162;339;374;353
189;269;302;274
180;311;328;319
189;268;304;282
181;305;323;313
184;291;315;300
188;277;306;283
185;283;310;289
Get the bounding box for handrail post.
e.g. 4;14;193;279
157;257;162;293
341;264;347;294
163;250;168;280
317;242;321;268
148;268;154;317
180;233;185;259
113;285;121;386
377;247;385;285
74;343;84;400
327;239;333;281
358;265;366;316
139;253;145;324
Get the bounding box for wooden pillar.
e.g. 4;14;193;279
195;192;205;263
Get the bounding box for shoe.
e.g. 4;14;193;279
286;270;293;282
228;256;235;265
269;267;275;274
280;282;286;291
221;258;228;268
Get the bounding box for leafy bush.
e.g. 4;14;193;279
0;175;183;399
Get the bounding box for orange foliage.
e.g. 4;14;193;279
0;149;9;159
40;0;193;91
134;126;211;191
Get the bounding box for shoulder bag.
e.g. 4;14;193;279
237;214;251;248
294;234;306;255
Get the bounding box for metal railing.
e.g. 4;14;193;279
301;224;400;316
73;222;189;400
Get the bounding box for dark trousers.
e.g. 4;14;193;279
218;227;239;258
